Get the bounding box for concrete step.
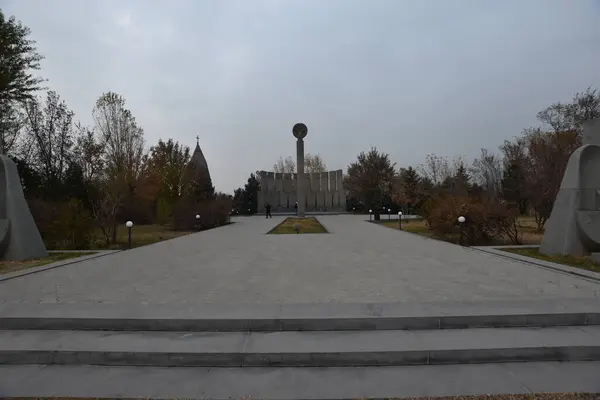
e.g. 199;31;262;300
2;362;600;399
1;299;598;331
2;326;600;367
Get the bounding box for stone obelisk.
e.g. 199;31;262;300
293;123;308;218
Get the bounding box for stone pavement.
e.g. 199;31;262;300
2;362;600;398
0;215;598;304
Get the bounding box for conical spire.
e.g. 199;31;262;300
190;135;211;179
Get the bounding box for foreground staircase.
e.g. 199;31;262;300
0;299;599;399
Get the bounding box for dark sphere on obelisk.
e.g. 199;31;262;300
292;123;308;139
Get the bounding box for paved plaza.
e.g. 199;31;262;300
0;215;598;304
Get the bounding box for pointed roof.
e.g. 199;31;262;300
190;135;211;178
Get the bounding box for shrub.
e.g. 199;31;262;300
155;197;172;225
422;194;521;245
28;198;96;249
172;197;232;231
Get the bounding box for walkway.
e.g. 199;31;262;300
0;215;598;304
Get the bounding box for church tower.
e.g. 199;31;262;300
189;135;211;181
186;135;214;200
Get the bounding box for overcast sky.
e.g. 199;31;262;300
3;0;600;193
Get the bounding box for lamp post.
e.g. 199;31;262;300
369;209;373;221
196;214;200;230
387;208;391;220
458;216;466;246
125;221;133;249
398;211;402;230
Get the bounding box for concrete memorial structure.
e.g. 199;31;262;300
0;154;48;260
293;123;308;217
257;123;347;213
257;169;347;212
540;118;600;260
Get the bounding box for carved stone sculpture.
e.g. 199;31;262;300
0;155;48;261
539;118;600;259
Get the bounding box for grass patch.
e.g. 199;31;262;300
502;247;600;273
46;224;197;251
380;216;545;246
0;251;94;275
382;219;435;236
91;224;195;250
268;217;328;234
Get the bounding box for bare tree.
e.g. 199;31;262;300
304;153;327;173
470;149;503;200
0;103;26;155
73;123;104;184
22;91;75;194
417;154;451;186
90;179;124;245
537;103;574;133
273;156;296;173
273;153;327;174
93;92;146;185
521;128;580;230
92;92;146;243
571;86;600;129
537;86;600;134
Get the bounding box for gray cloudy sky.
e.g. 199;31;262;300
3;0;600;193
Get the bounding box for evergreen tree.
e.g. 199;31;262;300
398;166;423;213
345;147;396;209
0;10;45;104
243;173;259;214
187;166;215;201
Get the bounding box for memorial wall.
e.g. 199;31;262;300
256;169;346;212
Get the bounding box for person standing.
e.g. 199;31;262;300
265;203;272;218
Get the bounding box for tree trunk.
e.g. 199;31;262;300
112;222;117;244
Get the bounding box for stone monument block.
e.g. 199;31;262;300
336;170;345;207
256;171;265;207
266;172;275;191
320;172;329;191
273;173;282;207
310;172;320;192
265;172;275;205
0;155;48;261
282;173;293;192
333;191;340;207
329;172;337;192
318;172;328;209
540;118;600;256
317;191;326;209
325;191;333;208
289;191;297;208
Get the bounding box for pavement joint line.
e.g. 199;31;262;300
0;250;121;284
472;246;600;284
